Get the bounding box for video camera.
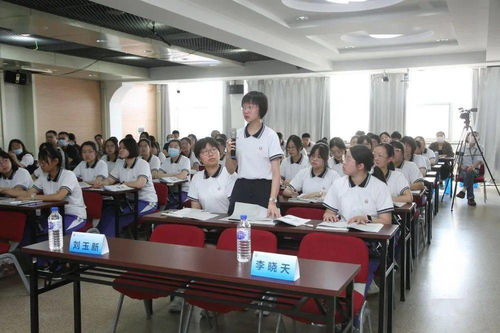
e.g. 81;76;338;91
459;107;477;121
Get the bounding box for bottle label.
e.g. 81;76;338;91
49;220;60;231
237;229;249;241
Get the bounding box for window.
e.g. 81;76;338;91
330;72;370;141
406;68;472;141
168;81;223;138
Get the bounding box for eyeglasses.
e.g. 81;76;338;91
200;148;219;156
286;146;297;150
241;104;258;111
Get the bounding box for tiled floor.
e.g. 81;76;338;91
1;186;499;332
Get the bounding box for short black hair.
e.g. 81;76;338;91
350;145;374;172
368;133;381;145
355;130;366;136
58;131;69;137
68;133;76;141
138;138;152;147
379;131;391;139
401;136;417;160
277;132;283;140
172;130;180;135
149;135;157;143
168;139;181;148
309;143;329;167
329;137;346;151
139;131;150;139
193;137;219;160
390;140;405;153
391;131;402;140
38;145;63;168
215;134;227;142
94;134;103;139
188;134;197;143
286;135;303;151
119;137;139;158
109;136;118;144
241;91;268;118
125;134;134;139
80;141;98;155
180;137;192;145
0;149;19;173
301;133;311;139
357;135;371;147
46;130;57;136
215;138;226;147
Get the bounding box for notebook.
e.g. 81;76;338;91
274;215;311;227
317;221;384;233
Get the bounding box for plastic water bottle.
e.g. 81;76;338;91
48;207;63;251
237;214;251;262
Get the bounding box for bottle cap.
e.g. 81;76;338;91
240;214;247;220
51;207;59;213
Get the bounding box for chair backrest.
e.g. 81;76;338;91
216;228;278;253
153;182;169;207
82;191;104;220
0;211;26;243
150;224;205;247
298;233;368;283
286;207;325;220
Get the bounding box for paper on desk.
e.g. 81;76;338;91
161;208;218;221
0;199;43;206
393;202;406;208
160;177;185;184
228;202;272;222
275;215;310;227
79;182;91;189
103;184;134;191
318;221;383;233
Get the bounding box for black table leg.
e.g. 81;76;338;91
378;239;388;333
30;257;39;333
427;197;433;245
177;184;183;209
387;237;395;332
345;281;354;332
114;196;120;238
28;212;37;245
73;264;82;333
132;191;139;239
324;296;336;333
400;212;408;302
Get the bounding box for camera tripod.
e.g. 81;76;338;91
450;112;500;211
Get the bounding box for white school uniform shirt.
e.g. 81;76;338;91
33;167;45;179
289;167;338;194
109;158;157;203
142;154;161;172
159;155;191;192
304;142;315;155
280;155;309;181
73;159;108;183
416;153;431;170
218;155;227;166
187;166;237;214
18;153;34;167
235;124;283;180
0;168;33;190
423;148;436;163
412;155;427;172
383;170;410;198
397;161;424;185
328;158;345;177
323;174;394;221
186;152;200;169
158;152;167;164
100;155;122;173
33;169;87;220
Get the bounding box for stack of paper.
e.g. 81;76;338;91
103;184;134;192
0;199;43;206
288;194;323;203
161;208;218;221
228;202;273;222
275;215;310;227
160;177;185;184
317;221;384;233
79;182;91;189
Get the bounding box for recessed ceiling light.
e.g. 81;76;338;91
96;39;106;43
296;16;309;21
20;33;31;37
369;34;403;39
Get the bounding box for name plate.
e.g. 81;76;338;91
250;251;300;281
69;232;109;255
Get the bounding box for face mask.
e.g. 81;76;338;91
436;136;444;143
12;148;23;155
58;139;68;147
168;147;180;158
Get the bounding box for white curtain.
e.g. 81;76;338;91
369;73;408;134
159;84;171;145
222;82;232;136
247;77;330;140
475;67;500;180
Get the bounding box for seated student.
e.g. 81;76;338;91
415;136;436;165
414;140;431;171
13;145;87;235
158;139;190;206
280;135;309;186
180;137;200;171
72;141;108;185
357;135;372;151
391;131;402;141
367;133;381;151
216;137;227;166
65;144;81;171
139;131;150;141
172;130;180;140
138;139;161;178
301;133;315;155
0;149;33;197
68;133;79;150
373;144;412;203
328;137;346;177
349;135;359;148
95;138;157;236
456;132;483;206
379;131;392;144
101;138;121;173
94;134;105;157
188;134;198;148
391;141;425;190
429;131;454;157
401;136;427;176
283;143;338;199
151;140;167;164
187;138;237;213
7;139;35;171
46;130;66;169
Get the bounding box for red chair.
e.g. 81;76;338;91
285;207;325;220
81;191;104;231
275;233;371;332
0;211;29;293
181;228;278;332
111;224;205;332
153;182;169;210
455;164;487;203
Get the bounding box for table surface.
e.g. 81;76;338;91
0;200;66;212
23;236;360;297
82;188;138;196
142;212;399;240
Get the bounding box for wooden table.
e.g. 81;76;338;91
23;237;359;333
83;188;139;238
0;200;66;244
142;212;398;333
